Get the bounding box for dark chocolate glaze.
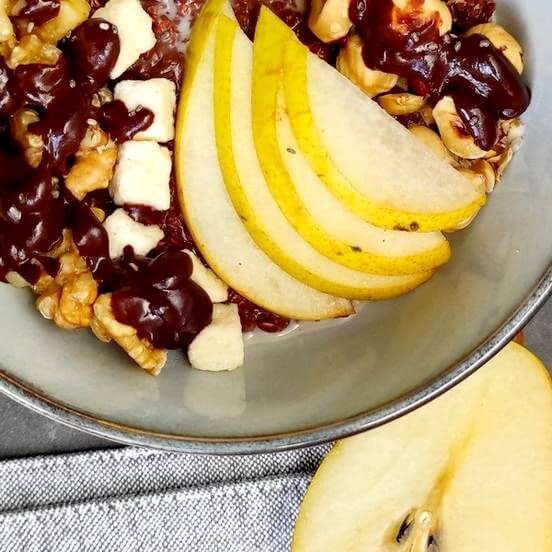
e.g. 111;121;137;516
12;59;70;110
0;20;119;282
98;100;154;143
18;0;60;25
69;196;213;348
65;19;120;92
446;0;496;31
111;251;213;349
350;0;530;149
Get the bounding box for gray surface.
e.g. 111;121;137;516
1;298;551;460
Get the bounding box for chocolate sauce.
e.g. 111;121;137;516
0;20;119;283
446;0;496;31
65;19;120;92
12;59;70;109
17;0;60;25
0;60;16;116
111;251;213;348
98;100;154;143
350;0;530;149
69;196;212;347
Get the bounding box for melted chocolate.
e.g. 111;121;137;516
0;60;16;116
65;19;120;92
98;100;154;143
111;251;212;348
350;0;530;149
0;20;119;282
12;59;70;109
446;0;496;31
18;0;60;25
69;196;212;347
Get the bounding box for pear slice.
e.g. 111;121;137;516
275;97;451;275
252;8;449;275
175;0;352;320
214;14;433;300
293;342;552;551
280;20;487;233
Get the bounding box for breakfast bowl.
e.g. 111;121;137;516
0;0;550;453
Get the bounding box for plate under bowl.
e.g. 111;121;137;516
1;0;551;453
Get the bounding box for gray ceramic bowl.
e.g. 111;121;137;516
1;0;550;453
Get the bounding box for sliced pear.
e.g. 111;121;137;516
293;342;552;551
280;18;486;232
252;8;445;275
215;14;433;299
175;0;352;320
276;98;452;275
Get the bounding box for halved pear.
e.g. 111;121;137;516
214;14;433;300
281;18;487;232
276;98;451;275
252;8;450;275
175;0;352;320
293;342;552;551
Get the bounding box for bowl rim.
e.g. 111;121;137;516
1;263;551;455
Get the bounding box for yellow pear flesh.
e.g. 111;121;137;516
293;343;552;551
281;23;486;232
174;0;352;319
215;13;433;300
251;8;451;275
275;95;451;275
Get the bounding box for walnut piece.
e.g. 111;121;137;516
92;294;167;375
7;33;60;68
0;0;14;44
64;125;117;200
35;0;90;44
35;234;98;330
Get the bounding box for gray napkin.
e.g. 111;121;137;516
0;444;331;551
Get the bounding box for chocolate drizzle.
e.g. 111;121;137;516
0;19;119;284
17;0;60;25
350;0;530;149
98;100;154;143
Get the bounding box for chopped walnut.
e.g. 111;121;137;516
33;272;57;295
93;294;167;375
91;206;106;222
35;0;90;44
64;125;117;200
0;0;14;44
7;33;60;68
58;271;97;326
35;232;98;329
11;108;43;168
46;229;75;259
91;87;113;109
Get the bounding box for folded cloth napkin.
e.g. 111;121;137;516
0;444;331;551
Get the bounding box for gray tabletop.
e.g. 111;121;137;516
1;299;552;460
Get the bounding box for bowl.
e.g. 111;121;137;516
1;0;551;454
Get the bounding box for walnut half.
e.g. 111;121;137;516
92;294;167;376
64;124;117;200
35;234;98;329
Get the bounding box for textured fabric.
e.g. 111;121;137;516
0;445;331;551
